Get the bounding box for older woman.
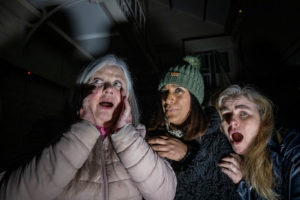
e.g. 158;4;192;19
147;56;240;200
0;55;176;200
216;85;300;200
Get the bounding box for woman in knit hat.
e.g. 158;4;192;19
147;56;240;200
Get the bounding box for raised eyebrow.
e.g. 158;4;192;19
175;87;184;90
173;84;182;88
220;106;230;113
234;104;251;110
160;86;169;91
174;85;187;91
162;84;182;89
113;74;127;82
91;76;103;80
88;77;102;83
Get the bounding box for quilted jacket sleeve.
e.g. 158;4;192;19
111;124;177;200
0;120;100;200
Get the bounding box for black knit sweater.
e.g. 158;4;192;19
148;108;241;200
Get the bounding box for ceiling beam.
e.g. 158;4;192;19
18;0;94;60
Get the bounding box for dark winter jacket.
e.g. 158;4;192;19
148;107;241;200
237;130;300;200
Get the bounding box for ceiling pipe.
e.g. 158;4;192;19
18;0;94;60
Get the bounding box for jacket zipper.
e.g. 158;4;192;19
100;139;109;200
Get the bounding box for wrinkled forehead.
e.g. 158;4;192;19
220;95;253;110
94;65;125;78
92;65;128;90
222;96;240;106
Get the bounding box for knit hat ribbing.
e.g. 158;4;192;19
158;56;204;105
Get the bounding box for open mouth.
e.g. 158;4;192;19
99;102;114;108
232;132;243;143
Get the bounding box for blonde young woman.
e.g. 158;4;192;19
216;85;300;200
0;55;176;200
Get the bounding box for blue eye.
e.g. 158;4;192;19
91;79;103;87
113;81;122;90
240;111;248;119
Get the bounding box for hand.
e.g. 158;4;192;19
148;136;188;161
218;153;243;184
79;91;98;125
114;94;132;131
79;87;132;129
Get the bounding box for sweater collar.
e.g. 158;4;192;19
96;126;111;139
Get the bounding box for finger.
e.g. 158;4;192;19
79;96;91;118
81;95;90;108
219;161;240;173
220;167;242;184
116;94;131;125
220;167;236;179
148;138;167;145
79;108;84;117
123;97;132;121
219;162;240;174
120;87;126;98
151;144;170;152
167;137;184;145
157;151;170;159
218;162;232;170
221;156;240;168
114;95;132;130
158;136;169;140
230;153;242;163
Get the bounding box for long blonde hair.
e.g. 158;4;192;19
216;85;278;200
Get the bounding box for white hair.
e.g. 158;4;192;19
77;54;140;126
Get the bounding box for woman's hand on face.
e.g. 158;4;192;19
147;136;188;161
218;153;243;184
114;92;132;131
79;93;97;125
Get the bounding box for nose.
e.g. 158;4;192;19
165;92;175;104
103;82;114;94
229;116;239;128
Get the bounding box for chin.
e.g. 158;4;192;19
234;148;247;156
167;117;177;123
98;115;114;124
